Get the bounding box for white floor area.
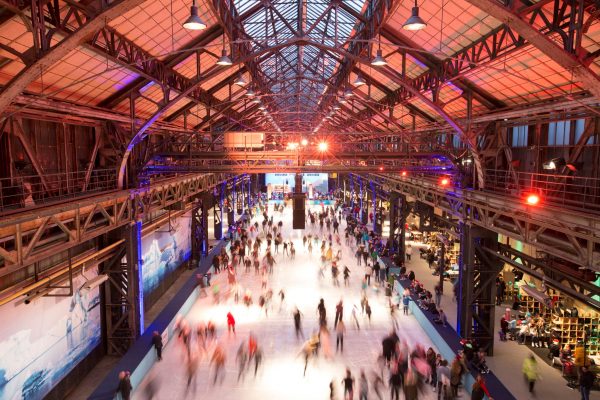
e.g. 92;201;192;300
134;204;441;400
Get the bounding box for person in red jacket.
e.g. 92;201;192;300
227;312;236;335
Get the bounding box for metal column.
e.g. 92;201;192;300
102;224;141;355
388;192;407;255
213;183;224;240
457;224;502;355
192;192;210;261
349;176;355;211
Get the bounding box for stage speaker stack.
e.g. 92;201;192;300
292;173;306;229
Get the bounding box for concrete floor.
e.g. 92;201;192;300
405;239;597;400
132;204;442;400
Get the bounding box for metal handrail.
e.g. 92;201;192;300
0;169;117;212
483;169;600;213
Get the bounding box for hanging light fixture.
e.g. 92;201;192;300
344;88;354;98
245;87;256;97
251;97;261;104
333;104;341;110
234;72;247;86
216;49;233;66
183;0;207;30
371;49;387;66
339;97;347;104
403;0;427;31
353;74;366;86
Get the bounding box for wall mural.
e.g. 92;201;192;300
141;211;192;299
0;271;102;400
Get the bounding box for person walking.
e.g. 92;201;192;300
236;343;248;381
435;284;442;308
151;331;163;361
336;320;346;353
116;371;132;400
405;244;412;261
471;374;493;400
402;294;411;315
522;354;539;394
450;356;465;398
437;359;451;400
579;365;595;400
342;369;355;400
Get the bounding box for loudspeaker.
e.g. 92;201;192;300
292;192;306;229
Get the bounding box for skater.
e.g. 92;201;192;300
293;307;305;339
336;319;346;353
342;369;355;400
210;345;226;384
351;305;360;330
335;300;344;327
358;370;369;400
365;301;372;325
227;311;236;335
343;266;351;286
318;298;327;326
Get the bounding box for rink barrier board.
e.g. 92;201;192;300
88;241;227;400
385;257;516;400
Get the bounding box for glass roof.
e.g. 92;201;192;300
235;0;366;131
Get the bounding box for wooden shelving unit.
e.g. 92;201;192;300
517;286;600;355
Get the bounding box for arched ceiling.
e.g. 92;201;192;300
1;0;600;140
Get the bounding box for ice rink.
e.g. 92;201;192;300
134;202;439;399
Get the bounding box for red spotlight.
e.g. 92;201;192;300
439;177;450;187
525;193;540;206
401;171;407;177
379;166;384;171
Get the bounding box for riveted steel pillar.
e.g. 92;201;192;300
457;223;502;355
192;192;210;261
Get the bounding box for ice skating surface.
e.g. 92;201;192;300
134;204;438;399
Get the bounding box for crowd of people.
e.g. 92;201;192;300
116;194;500;400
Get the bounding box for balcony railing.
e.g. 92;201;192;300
0;169;117;213
483;169;600;214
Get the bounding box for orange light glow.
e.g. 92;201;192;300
379;166;384;171
440;177;450;187
318;142;328;151
401;171;407;177
526;193;540;206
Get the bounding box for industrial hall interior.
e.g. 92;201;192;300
1;0;600;399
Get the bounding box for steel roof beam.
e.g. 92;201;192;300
0;0;146;116
98;24;224;108
466;0;600;100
